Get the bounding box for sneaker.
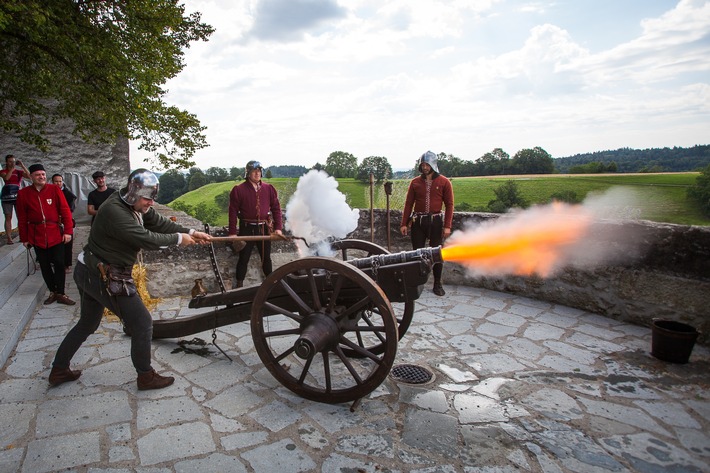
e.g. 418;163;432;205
43;292;57;305
137;370;175;390
55;294;76;305
48;366;82;386
433;283;446;296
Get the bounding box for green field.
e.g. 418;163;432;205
169;173;709;227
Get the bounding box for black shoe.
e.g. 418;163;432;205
433;283;445;296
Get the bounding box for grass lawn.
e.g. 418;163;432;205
168;173;709;227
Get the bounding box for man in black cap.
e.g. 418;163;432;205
87;171;116;224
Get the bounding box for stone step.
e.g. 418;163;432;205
0;240;25;272
0;270;45;366
0;243;33;308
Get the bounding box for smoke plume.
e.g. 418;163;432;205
284;170;360;256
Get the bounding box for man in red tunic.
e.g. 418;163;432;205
400;151;454;296
16;164;76;305
228;160;283;288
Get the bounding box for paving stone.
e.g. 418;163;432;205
241;438;317;473
601;432;709;473
523;323;565;341
137;422;215;466
577;397;669;436
221;431;269;451
633;400;702;428
522;388;583;421
249;400;302;432
136;396;204;430
297;422;330;450
23;431;100;473
454;393;508;424
477;322;519;338
402;408;459;457
174;453;248;473
0;402;35;448
336;433;395;458
36;391;132;437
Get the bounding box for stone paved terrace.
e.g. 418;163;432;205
1;275;709;472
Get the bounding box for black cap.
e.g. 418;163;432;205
92;171;105;179
28;164;45;174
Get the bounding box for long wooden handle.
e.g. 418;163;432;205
208;234;289;242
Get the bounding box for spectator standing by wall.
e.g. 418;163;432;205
0;154;30;244
52;173;77;273
87;171;116;224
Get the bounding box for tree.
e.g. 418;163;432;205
512;147;555;174
158;169;187;203
229;166;244;181
356;156;392;183
0;1;214;169
265;168;272;179
188;169;207;191
312;162;325;171
475;148;512;175
204;166;229;183
488;180;528;212
325;151;357;178
214;189;231;212
688;164;710;217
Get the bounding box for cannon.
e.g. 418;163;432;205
153;239;442;404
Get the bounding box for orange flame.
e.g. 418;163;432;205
440;202;593;277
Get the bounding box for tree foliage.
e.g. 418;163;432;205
204;166;229;183
0;0;213;169
188;169;207;191
325;151;357;178
488;180;528;212
512;147;555;174
158;169;186;203
688;164;710;217
356;156;392;183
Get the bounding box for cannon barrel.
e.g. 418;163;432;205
347;246;443;270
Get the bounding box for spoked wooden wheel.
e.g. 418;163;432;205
330;239;415;353
250;257;398;404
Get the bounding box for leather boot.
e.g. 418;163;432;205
433;282;446;296
137;370;175;390
236;279;244;288
49;366;82;386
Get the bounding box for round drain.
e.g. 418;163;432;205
390;364;434;385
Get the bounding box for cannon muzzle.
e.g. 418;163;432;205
347;246;443;270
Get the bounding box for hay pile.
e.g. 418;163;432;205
103;262;161;321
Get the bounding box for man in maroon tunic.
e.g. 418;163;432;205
228;160;283;287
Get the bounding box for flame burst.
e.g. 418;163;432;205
441;202;593;277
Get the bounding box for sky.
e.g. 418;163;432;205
129;0;710;171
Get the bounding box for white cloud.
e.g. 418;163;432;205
131;0;710;171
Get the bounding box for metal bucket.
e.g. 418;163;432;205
651;319;699;364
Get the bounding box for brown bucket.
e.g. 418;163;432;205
651;319;699;364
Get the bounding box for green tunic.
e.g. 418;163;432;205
84;192;189;269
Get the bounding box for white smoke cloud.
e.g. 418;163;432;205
284;170;360;255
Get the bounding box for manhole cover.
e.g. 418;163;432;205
390;364;434;385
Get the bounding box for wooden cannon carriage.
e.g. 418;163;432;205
152;239;442;405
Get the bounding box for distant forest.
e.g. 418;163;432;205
553;145;710;173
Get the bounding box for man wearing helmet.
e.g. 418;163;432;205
228;160;283;288
48;169;212;390
400;151;454;296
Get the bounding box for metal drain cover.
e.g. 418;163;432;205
390;364;434;384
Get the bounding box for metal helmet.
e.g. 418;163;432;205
244;160;264;178
418;151;439;173
119;169;159;205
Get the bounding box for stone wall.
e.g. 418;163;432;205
143;206;710;345
0;118;130;189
